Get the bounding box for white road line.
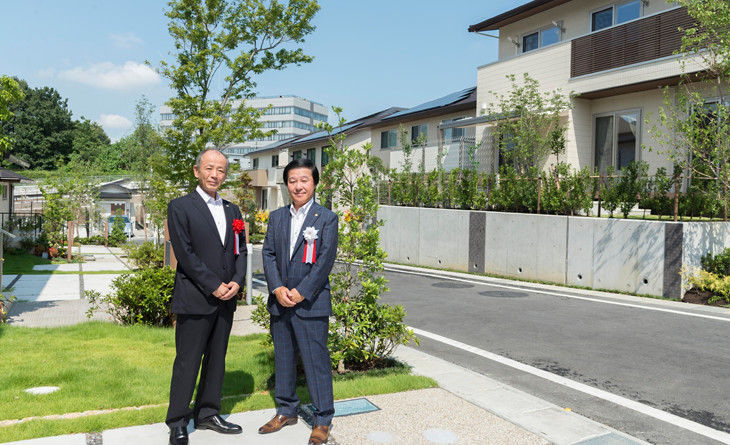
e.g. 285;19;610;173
252;278;267;285
412;327;730;444
385;266;730;323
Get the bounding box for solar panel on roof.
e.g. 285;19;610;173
295;122;359;143
384;87;475;120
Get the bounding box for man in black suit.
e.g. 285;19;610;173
165;149;247;445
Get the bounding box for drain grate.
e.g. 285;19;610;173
299;398;380;426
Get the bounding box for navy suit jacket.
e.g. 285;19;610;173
167;191;247;315
262;201;338;318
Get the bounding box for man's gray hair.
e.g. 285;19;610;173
195;149;229;173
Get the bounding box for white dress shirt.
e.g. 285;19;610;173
290;198;314;259
196;186;226;245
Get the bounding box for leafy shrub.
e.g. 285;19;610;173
701;247;730;276
75;235;107;245
683;267;730;304
86;267;175;326
123;241;164;269
109;213;128;247
0;293;16;323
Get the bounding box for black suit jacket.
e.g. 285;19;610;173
167;191;247;315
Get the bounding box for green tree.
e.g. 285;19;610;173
157;0;320;190
652;0;730;220
320;109;418;371
4;79;75;169
0;76;25;156
67;118;113;170
39;178;74;247
486;73;572;174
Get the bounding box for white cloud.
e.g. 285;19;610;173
98;114;132;129
36;68;56;78
110;32;144;49
58;61;160;90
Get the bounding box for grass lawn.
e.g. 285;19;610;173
3;250;127;276
0;322;435;443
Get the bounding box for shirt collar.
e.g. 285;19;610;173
290;198;314;217
196;185;222;204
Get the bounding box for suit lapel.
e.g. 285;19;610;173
223;201;233;248
281;206;292;277
291;202;322;260
189;192;219;236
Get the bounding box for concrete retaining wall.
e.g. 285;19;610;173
378;206;730;298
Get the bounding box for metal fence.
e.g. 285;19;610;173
0;212;44;238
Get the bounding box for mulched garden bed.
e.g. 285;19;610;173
682;288;729;307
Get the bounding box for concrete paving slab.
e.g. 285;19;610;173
79;261;130;272
1;434;86;445
78;245;114;254
7;275;80;301
103;409;313;445
517;408;617;445
83;274;128;295
6;299;111;327
32;264;80;272
469;386;555;418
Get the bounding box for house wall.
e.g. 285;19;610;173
373;110;477;171
497;0;675;60
0;183;11;214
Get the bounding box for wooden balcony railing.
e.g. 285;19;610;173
571;7;695;78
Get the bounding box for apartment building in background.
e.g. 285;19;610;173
460;0;705;176
159;95;328;167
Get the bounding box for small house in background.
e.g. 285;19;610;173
97;178;138;225
0;168;32;228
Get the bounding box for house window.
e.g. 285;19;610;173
271;154;279;167
252;158;259;169
523;32;539;52
1;185;6;201
591;0;641;32
442;117;466;141
292;150;302;159
411;124;428;144
381;130;398;149
593;109;641;175
522;24;561;53
261;189;268;210
307;148;316;163
321;148;330;167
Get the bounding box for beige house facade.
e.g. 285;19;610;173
468;0;705;175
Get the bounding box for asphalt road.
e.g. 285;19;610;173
249;248;730;445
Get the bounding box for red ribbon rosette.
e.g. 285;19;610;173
232;219;245;254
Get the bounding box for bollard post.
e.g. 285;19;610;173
246;243;253;305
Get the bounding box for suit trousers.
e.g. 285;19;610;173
165;310;233;428
271;311;334;425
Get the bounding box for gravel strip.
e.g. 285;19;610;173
331;388;550;445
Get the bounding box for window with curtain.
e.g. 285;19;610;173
594;109;641;174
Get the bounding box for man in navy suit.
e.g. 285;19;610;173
165;149;247;445
259;158;338;445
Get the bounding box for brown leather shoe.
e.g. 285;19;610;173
308;425;330;445
258;414;298;434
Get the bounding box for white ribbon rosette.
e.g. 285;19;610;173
302;226;318;264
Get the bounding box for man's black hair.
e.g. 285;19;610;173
284;158;319;185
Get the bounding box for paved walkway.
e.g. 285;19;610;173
2;246;650;445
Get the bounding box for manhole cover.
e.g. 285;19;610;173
479;290;529;298
431;281;474;289
300;397;379;425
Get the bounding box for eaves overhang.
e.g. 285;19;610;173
469;0;572;32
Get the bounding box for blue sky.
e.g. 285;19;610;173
1;0;529;142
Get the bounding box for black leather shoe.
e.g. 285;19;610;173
195;415;242;434
169;426;188;445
